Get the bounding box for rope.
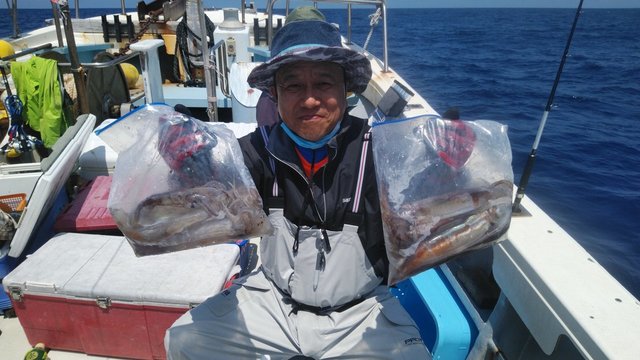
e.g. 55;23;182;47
4;95;22;122
1;95;43;155
363;7;382;51
1;205;18;229
118;17;154;55
174;12;216;86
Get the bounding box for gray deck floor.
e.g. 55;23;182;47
0;315;116;359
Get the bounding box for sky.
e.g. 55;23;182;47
3;0;639;9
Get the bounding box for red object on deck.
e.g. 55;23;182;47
54;175;118;232
3;233;240;359
11;293;185;359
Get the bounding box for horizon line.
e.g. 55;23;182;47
2;6;638;10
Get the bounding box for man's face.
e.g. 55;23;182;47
272;61;346;142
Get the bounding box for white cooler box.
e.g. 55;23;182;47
2;232;240;359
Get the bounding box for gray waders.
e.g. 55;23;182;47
164;127;431;359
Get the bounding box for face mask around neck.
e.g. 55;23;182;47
280;120;341;150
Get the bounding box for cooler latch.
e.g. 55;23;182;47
96;296;112;309
8;286;23;302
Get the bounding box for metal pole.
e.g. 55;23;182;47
60;2;90;115
381;1;388;72
11;0;20;38
197;0;217;121
51;2;65;47
241;0;246;23
347;3;352;44
130;40;165;104
75;0;79;18
267;0;277;45
121;0;126;15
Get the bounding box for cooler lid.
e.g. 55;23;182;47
62;234;239;305
4;233;240;306
2;232;110;296
9;114;97;258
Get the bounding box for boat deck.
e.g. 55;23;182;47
1;315;114;359
4;4;640;360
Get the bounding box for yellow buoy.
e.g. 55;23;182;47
119;63;140;89
0;40;15;59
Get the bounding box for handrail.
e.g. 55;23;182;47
210;39;230;99
0;43;53;63
0;44;140;71
56;51;141;69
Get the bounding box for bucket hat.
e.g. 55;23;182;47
247;20;372;94
285;6;326;24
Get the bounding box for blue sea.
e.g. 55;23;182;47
1;7;639;299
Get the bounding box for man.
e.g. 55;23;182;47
165;16;431;360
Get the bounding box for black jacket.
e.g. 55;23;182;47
238;114;389;281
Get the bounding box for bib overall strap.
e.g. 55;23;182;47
259;125;280;198
345;130;371;225
352;130;371;213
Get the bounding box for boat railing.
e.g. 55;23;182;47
0;44;54;63
263;0;389;72
210;39;231;99
1;44;57;109
69;0;125;18
55;51;139;71
57;50;145;103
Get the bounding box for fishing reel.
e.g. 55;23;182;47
0;129;44;159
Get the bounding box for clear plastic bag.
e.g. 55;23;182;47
108;104;272;256
371;115;513;284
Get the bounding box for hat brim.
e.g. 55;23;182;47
247;46;372;94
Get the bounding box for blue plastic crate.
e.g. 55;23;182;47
392;267;476;359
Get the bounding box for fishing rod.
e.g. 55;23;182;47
512;0;584;213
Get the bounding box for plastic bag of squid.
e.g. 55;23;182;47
107;104;272;256
371;114;513;285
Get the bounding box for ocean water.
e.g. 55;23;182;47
1;7;639;299
327;8;640;299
